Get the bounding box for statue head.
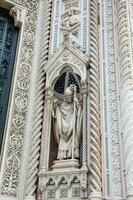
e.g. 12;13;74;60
64;85;75;103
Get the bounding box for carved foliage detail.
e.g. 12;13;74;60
105;0;122;196
1;0;38;196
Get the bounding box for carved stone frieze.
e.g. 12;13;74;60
0;0;38;196
130;1;133;59
117;0;133;198
63;0;79;10
38;169;88;200
103;0;122;197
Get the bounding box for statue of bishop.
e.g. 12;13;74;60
53;85;82;160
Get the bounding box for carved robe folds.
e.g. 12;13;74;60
53;98;82;160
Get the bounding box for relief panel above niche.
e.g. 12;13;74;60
50;0;89;55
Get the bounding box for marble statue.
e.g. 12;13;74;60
53;85;82;160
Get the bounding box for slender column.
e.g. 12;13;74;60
117;1;133;199
89;0;102;199
25;0;52;198
81;80;88;169
39;88;53;172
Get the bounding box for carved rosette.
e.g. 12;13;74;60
89;0;102;199
0;0;38;196
117;0;133;199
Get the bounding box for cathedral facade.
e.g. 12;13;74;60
0;0;132;200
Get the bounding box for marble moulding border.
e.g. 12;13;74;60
0;0;38;198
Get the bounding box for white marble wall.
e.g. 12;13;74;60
1;0;133;200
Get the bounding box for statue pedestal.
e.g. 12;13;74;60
52;159;79;171
38;165;88;200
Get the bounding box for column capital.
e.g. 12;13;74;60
45;87;53;101
81;80;88;94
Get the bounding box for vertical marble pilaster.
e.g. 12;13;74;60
117;0;133;199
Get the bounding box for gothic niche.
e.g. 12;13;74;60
49;70;82;168
38;63;88;199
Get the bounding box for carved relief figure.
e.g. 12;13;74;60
61;8;80;33
53;85;82;160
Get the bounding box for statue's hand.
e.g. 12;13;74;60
52;108;57;118
73;96;79;105
53;98;58;113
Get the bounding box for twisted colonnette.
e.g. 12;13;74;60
26;0;52;196
89;0;102;199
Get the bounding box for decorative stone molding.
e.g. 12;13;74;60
38;168;88;200
129;1;133;59
0;196;17;200
11;0;24;4
0;0;24;8
40;40;88;167
45;42;88;87
0;0;38;197
89;192;103;200
38;38;89;199
39;87;53;172
81;80;88;168
89;0;102;199
25;0;52;198
81;80;88;95
9;5;25;28
100;0;123;198
117;0;133;199
63;0;79;10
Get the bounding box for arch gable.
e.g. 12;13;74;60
45;43;89;87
